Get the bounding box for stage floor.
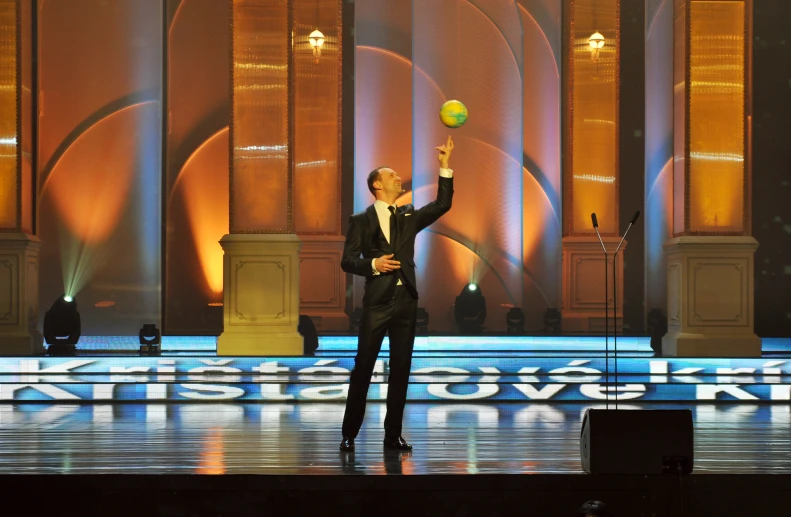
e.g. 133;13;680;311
1;402;788;475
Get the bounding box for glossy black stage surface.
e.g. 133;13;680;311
1;402;789;516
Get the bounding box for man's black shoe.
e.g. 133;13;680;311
383;436;412;451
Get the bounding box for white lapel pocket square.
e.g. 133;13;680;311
404;213;412;217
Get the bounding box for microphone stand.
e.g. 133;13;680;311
612;211;640;411
591;214;609;410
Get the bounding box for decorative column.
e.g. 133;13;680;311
0;0;41;355
663;0;759;357
561;0;623;333
219;0;303;355
293;0;347;332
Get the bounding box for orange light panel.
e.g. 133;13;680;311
688;0;745;233
232;0;290;232
565;0;619;236
0;0;17;229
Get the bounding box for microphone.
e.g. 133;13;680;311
615;210;641;256
591;213;599;229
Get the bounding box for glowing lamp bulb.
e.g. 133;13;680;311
467;283;478;292
308;29;325;50
63;296;73;303
588;32;605;49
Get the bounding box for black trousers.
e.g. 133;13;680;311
342;285;417;438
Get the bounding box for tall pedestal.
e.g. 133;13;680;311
561;236;626;333
217;234;303;356
663;236;760;357
299;235;348;332
0;234;43;355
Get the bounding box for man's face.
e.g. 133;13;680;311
374;168;402;197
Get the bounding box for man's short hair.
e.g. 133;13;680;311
367;166;389;196
578;501;613;517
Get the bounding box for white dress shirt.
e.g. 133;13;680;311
371;168;454;280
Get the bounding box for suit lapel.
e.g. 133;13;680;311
394;207;410;254
366;205;379;237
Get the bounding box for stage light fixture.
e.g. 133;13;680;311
299;315;319;356
455;284;486;334
139;324;161;356
416;307;429;335
543;308;562;334
506;307;525;335
44;295;81;355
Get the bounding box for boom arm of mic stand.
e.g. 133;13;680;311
612;221;635;410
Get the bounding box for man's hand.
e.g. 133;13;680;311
375;253;400;273
436;135;454;169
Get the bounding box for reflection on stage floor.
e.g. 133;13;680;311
0;402;788;475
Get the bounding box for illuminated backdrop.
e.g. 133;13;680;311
37;0;163;335
356;0;562;332
644;0;674;316
0;0;778;338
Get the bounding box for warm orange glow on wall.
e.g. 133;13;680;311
687;1;745;233
43;104;146;244
293;0;341;235
0;0;18;229
177;128;229;296
231;0;290;232
563;0;619;236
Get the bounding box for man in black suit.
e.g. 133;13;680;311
339;136;455;452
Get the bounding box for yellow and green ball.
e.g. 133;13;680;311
439;100;468;129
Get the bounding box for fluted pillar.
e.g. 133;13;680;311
292;0;347;332
662;0;760;357
219;0;303;355
561;0;624;333
0;0;41;355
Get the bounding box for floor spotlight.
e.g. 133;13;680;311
543;308;562;334
139;324;161;356
416;307;429;335
506;307;525;334
455;283;486;334
44;295;81;355
299;315;319;356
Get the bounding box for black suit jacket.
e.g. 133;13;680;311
341;176;453;308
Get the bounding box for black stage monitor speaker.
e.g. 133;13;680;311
580;408;693;475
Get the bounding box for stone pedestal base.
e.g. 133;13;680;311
299;235;348;332
0;233;43;355
561;235;626;333
217;234;304;356
662;236;761;357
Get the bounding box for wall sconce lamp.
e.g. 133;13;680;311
308;29;325;63
589;31;605;62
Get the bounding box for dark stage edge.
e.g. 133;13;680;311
2;400;789;516
4;473;790;517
